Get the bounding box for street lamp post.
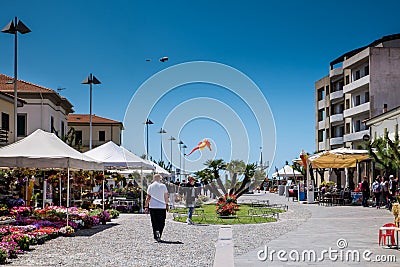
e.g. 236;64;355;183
144;119;154;160
168;136;176;170
81;73;101;150
157;128;167;162
178;140;184;181
2;17;31;142
182;145;187;180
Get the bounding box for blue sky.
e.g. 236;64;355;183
0;0;399;174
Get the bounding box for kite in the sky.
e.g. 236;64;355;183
186;139;212;156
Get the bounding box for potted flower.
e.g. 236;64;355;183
99;210;110;225
216;194;239;216
0;246;8;264
58;226;75;237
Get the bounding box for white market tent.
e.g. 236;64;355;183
272;165;302;179
0;129;103;170
143;159;170;176
0;129;103;225
83;141;154;170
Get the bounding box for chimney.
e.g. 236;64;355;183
383;103;387;113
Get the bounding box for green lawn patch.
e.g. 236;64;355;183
171;204;285;225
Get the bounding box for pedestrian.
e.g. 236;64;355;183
372;176;382;209
361;176;370;207
381;177;389;208
144;174;169;242
185;176;199;225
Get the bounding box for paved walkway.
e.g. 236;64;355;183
235;192;398;266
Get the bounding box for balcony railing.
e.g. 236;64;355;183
343;129;369;142
330;137;344;146
0;129;8;145
330;114;344;124
329;90;344;101
329;66;343;78
343;75;369;93
344;102;370;118
318;141;326;151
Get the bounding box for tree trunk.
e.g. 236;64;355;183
229;173;237;194
216;178;227;194
206;182;221;198
234;176;250;197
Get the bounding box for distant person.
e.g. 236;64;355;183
361;176;370;207
389;175;398;197
185;176;199;225
8;193;25;208
372;176;382;209
144;174;169;242
381;177;389;208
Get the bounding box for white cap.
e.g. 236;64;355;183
389;175;394;178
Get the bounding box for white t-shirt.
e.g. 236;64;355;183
147;181;168;209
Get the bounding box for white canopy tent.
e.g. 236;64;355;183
272;165;302;179
84;141;156;212
0;129;103;170
83;141;154;170
0;129;103;225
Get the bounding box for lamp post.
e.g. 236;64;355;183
157;128;167;162
144;119;154;160
81;73;101;150
168;136;176;169
178;140;184;181
2;17;31;142
182;145;187;180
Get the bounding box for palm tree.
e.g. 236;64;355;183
205;159;227;194
234;163;257;198
194;169;221;197
227;160;246;194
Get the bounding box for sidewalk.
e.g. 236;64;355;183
235;192;398;266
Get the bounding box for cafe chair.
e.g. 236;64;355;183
379;223;396;246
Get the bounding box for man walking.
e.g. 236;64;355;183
145;174;169;242
361;176;370;207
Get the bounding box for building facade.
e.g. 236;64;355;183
0;91;25;145
365;105;400;141
67;114;124;152
0;74;72;143
315;34;400;152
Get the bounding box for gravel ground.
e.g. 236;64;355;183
233;192;312;256
8;214;219;267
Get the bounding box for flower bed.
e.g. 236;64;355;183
0;205;119;263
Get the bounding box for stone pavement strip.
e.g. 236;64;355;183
235;192;399;267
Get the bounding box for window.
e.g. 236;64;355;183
318;109;325;121
355;70;360;80
99;131;105;142
326;107;330;117
365;91;370;102
61;121;65;138
326;85;330;95
1;112;9;131
364;65;369;76
340;126;344;136
345;75;349;85
355;95;361;106
317;88;324;101
355;120;361;132
75;130;82;146
345;99;350;109
318;130;324;142
17;114;27;137
51;116;55;133
326;129;330;139
346;123;350;134
340;103;344;113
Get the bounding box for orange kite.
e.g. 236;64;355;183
186;139;212;156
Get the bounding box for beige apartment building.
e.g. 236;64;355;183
67;114;124;152
315;33;400;152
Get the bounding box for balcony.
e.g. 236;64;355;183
330;90;344;101
330;137;344;146
330;114;344;124
343;48;369;69
318;120;327;130
317;99;325;109
343;129;369;142
343;75;369;93
318;142;326;151
329;66;343;78
344;102;370;118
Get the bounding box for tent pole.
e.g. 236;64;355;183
307;160;314;204
140;165;143;213
102;169;105;211
59;174;62;206
67;165;70;226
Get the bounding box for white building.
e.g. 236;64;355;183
0;74;73;141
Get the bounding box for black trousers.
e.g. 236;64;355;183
149;208;166;239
